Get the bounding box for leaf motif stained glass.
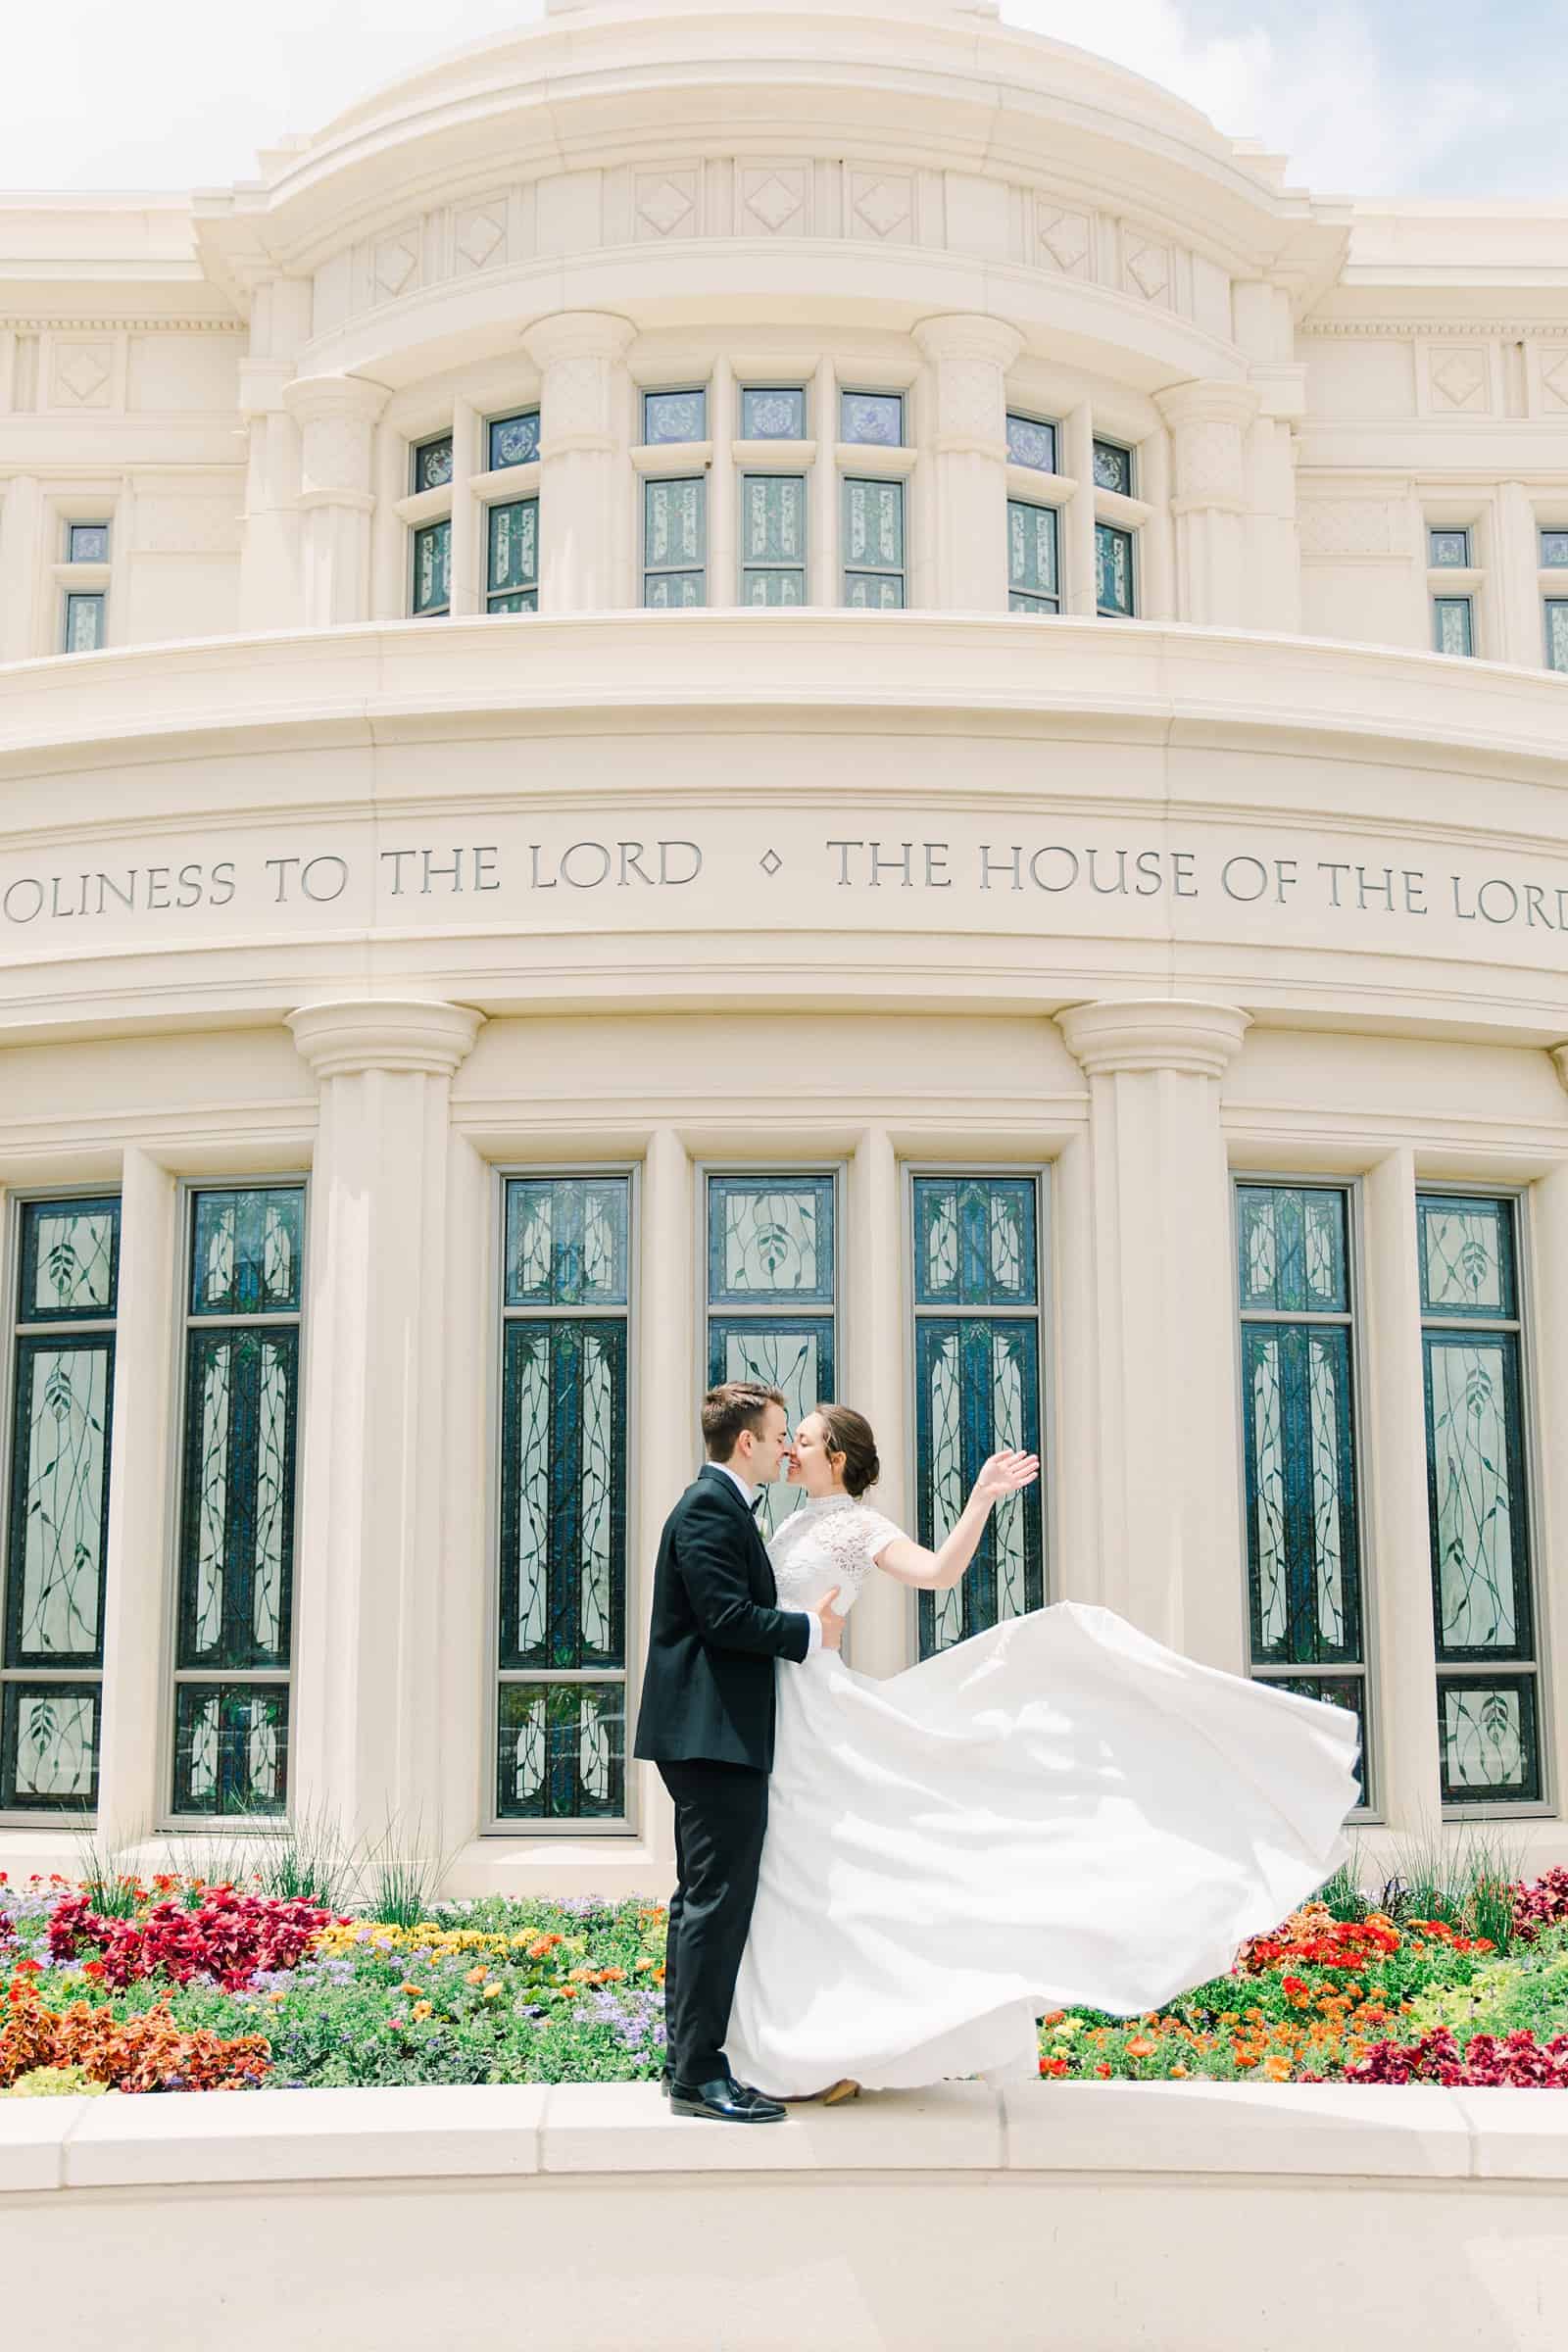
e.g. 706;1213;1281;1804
1440;1679;1539;1801
412;519;451;614
21;1199;118;1319
709;1177;834;1302
1547;602;1568;673
1424;1334;1529;1656
65;596;105;653
6;1340;113;1665
1237;1186;1348;1314
178;1329;296;1669
487;500;538;597
1418;1198;1512;1317
743;476;805;564
916;1317;1042;1656
172;1684;288;1816
499;1319;626;1670
1;1684;99;1809
497;1682;625;1820
913;1178;1036;1307
844;479;903;568
507;1179;629;1307
191;1190;302;1316
1007;502;1058;608
709;1319;834;1539
1433;597;1474;657
1096;522;1135;617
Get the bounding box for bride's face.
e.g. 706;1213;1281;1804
788;1412;844;1496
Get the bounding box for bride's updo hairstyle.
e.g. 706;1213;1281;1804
817;1404;881;1498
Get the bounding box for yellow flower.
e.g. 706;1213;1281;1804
465;1965;488;1984
482;1983;505;2001
412;2000;432;2022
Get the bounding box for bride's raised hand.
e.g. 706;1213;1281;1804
971;1449;1040;1506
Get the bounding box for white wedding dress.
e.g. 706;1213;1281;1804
724;1494;1362;2096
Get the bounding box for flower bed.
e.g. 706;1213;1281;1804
5;1863;1568;2096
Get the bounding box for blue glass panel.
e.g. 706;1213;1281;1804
1439;1675;1541;1803
745;572;806;607
1429;529;1471;568
1242;1322;1360;1667
190;1189;303;1317
1541;532;1568;567
1416;1195;1515;1318
742;387;806;439
1548;602;1568;672
1006;415;1057;472
842;478;903;569
1423;1329;1532;1661
20;1197;119;1321
506;1178;629;1307
5;1336;114;1667
844;573;904;610
1;1682;100;1810
1433;597;1474;656
1093;439;1133;496
412;518;451;615
413;435;453;493
913;1177;1037;1307
708;1176;835;1303
497;1681;625;1820
1237;1185;1348;1313
488;410;540;470
741;474;806;565
644;476;706;607
500;1319;626;1670
65;595;105;653
68;523;110;564
643;389;707;445
708;1318;834;1539
489;590;538;613
171;1683;288;1816
1007;502;1058;601
487;499;538;595
916;1318;1042;1657
840;391;904;447
176;1327;297;1671
1095;522;1135;617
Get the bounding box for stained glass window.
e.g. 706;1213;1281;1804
706;1172;837;1540
68;522;110;564
412;519;451;616
643;389;707;446
1418;1192;1542;1805
1007;500;1059;614
1;1196;120;1813
488;410;540;471
741;474;807;605
64;594;106;654
842;478;904;609
1093;439;1133;497
911;1176;1044;1657
1541;531;1568;568
413;434;454;494
1236;1184;1368;1808
487;499;539;613
497;1175;632;1823
1096;522;1135;618
1433;597;1474;658
840;391;904;448
741;387;807;440
1006;415;1057;474
1429;528;1471;568
171;1185;304;1816
643;477;706;608
1545;601;1568;674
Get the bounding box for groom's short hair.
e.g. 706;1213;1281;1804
702;1381;787;1460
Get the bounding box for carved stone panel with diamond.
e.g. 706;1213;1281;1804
635;171;698;240
1036;206;1093;278
1427;345;1490;414
741;166;808;237
454;200;508;275
1123;239;1171;305
373;226;421;304
50;341;115;410
849;171;913;244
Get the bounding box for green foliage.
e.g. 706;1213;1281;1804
0;2065;113;2098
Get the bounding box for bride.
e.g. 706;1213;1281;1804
724;1403;1361;2102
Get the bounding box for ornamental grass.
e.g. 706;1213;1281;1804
5;1856;1568;2095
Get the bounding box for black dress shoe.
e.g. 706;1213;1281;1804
659;2070;671;2097
668;2076;785;2122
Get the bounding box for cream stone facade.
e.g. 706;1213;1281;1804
1;0;1567;1891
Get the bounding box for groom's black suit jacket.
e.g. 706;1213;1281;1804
632;1465;811;1772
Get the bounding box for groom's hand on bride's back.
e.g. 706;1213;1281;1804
812;1588;846;1651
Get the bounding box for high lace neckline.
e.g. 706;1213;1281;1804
793;1491;857;1513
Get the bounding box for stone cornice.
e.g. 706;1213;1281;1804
1057;1000;1251;1080
288;999;484;1080
0;317;242;333
1301;319;1568;338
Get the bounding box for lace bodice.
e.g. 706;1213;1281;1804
766;1494;906;1613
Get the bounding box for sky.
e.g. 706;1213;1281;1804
2;0;1563;202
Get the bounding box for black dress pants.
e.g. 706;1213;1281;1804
658;1757;769;2085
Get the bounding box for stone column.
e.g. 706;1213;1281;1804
843;1126;910;1677
1056;1000;1250;1664
522;312;635;612
238;275;312;634
913;315;1022;612
1152;380;1261;627
286;999;483;1845
0;473;42;662
281;373;391;628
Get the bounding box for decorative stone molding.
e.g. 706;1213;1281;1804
914;314;1021;460
287;998;483;1081
521;311;634;459
1057;999;1250;1080
283;373;391;500
1153;380;1259;515
1551;1044;1568;1096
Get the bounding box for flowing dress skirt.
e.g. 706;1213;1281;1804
725;1599;1360;2096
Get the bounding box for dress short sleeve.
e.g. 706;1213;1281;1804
852;1504;906;1560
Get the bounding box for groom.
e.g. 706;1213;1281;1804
633;1380;845;2122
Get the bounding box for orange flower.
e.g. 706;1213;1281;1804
1126;2038;1157;2059
1094;2062;1112;2079
399;1982;422;1996
1043;2010;1065;2028
1262;2056;1292;2082
482;1983;505;2002
465;1965;488;1984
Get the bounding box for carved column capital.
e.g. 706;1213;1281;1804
287;998;483;1082
1551;1044;1568;1096
521;310;636;370
1057;998;1250;1081
1153;379;1259;516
